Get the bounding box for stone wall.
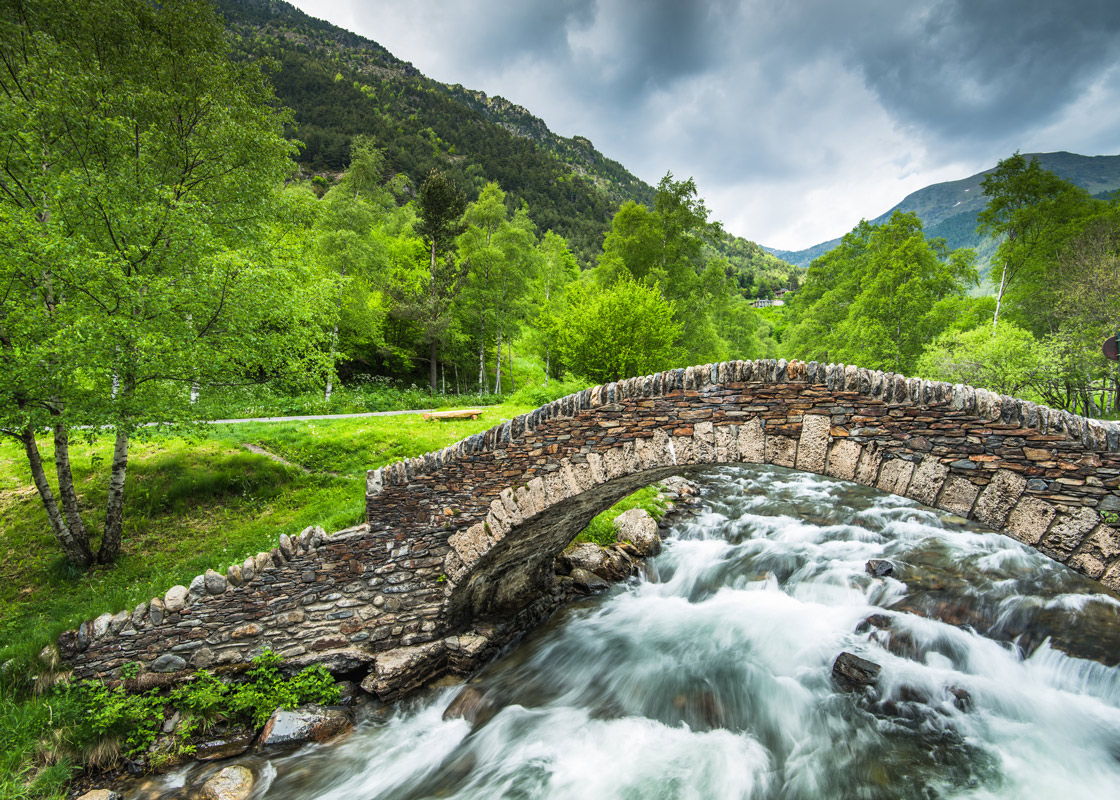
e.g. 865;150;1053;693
60;359;1120;698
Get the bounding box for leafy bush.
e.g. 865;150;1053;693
48;651;340;771
509;377;589;408
54;676;165;766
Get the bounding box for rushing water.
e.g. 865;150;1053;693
153;466;1120;799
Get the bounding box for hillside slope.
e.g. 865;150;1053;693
217;0;793;288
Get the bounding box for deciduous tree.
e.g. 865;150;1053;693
0;0;324;565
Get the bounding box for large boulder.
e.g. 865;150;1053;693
256;705;351;749
559;543;633;581
613;508;661;556
201;766;254;800
569;567;610;594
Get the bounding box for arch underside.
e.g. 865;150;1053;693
445;464;701;624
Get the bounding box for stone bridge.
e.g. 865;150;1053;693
61;360;1120;698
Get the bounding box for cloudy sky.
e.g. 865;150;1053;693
287;0;1120;251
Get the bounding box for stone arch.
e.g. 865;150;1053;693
363;359;1120;638
60;359;1120;692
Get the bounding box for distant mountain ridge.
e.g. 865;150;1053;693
770;152;1120;271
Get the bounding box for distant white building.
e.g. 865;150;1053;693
750;288;794;309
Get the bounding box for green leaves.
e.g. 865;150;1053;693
785;211;977;374
554;279;682;383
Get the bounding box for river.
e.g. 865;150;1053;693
147;465;1120;799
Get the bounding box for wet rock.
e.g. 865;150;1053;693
832;652;881;692
193;725;255;761
201;765;254;800
672;690;726;730
614;508;662;556
569;567;610;594
878;627;921;661
76;791;122;800
559;543;631;581
948;686;972;712
866;559;894;578
443;684;500;730
257;705;352;749
855;613;893;633
335;680;359;706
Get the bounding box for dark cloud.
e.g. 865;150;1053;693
291;0;1120;248
848;0;1120;140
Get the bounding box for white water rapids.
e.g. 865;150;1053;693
151;466;1120;799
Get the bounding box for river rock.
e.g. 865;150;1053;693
76;791;122;800
443;684;500;729
569;567;610;594
866;559;894;578
360;641;447;699
257;705;352;749
614;508;661;556
193;725;255;761
855;613;893;633
201;765;254;800
335;680;359;706
559;543;632;581
832;652;881;692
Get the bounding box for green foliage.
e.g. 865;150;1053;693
591;173;773;368
0;0;334;566
508;377;590;408
916;323;1041;395
785;212;977;374
49;651;339;771
55;677;165;764
575;485;669;546
555;279;683;383
218;651;339;728
978;152;1100;330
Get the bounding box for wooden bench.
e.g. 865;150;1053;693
421;408;485;421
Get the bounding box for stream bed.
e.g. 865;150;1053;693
140;465;1120;799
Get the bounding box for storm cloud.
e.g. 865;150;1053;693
289;0;1120;250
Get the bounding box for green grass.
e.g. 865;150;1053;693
575;485;670;546
0;401;538;657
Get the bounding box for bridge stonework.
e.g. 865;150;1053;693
60;360;1120;698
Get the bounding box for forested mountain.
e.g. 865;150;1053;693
772;152;1120;273
215;0;792;289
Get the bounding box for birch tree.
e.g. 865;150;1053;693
0;0;326;565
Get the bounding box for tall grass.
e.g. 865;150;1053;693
193;376;506;419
